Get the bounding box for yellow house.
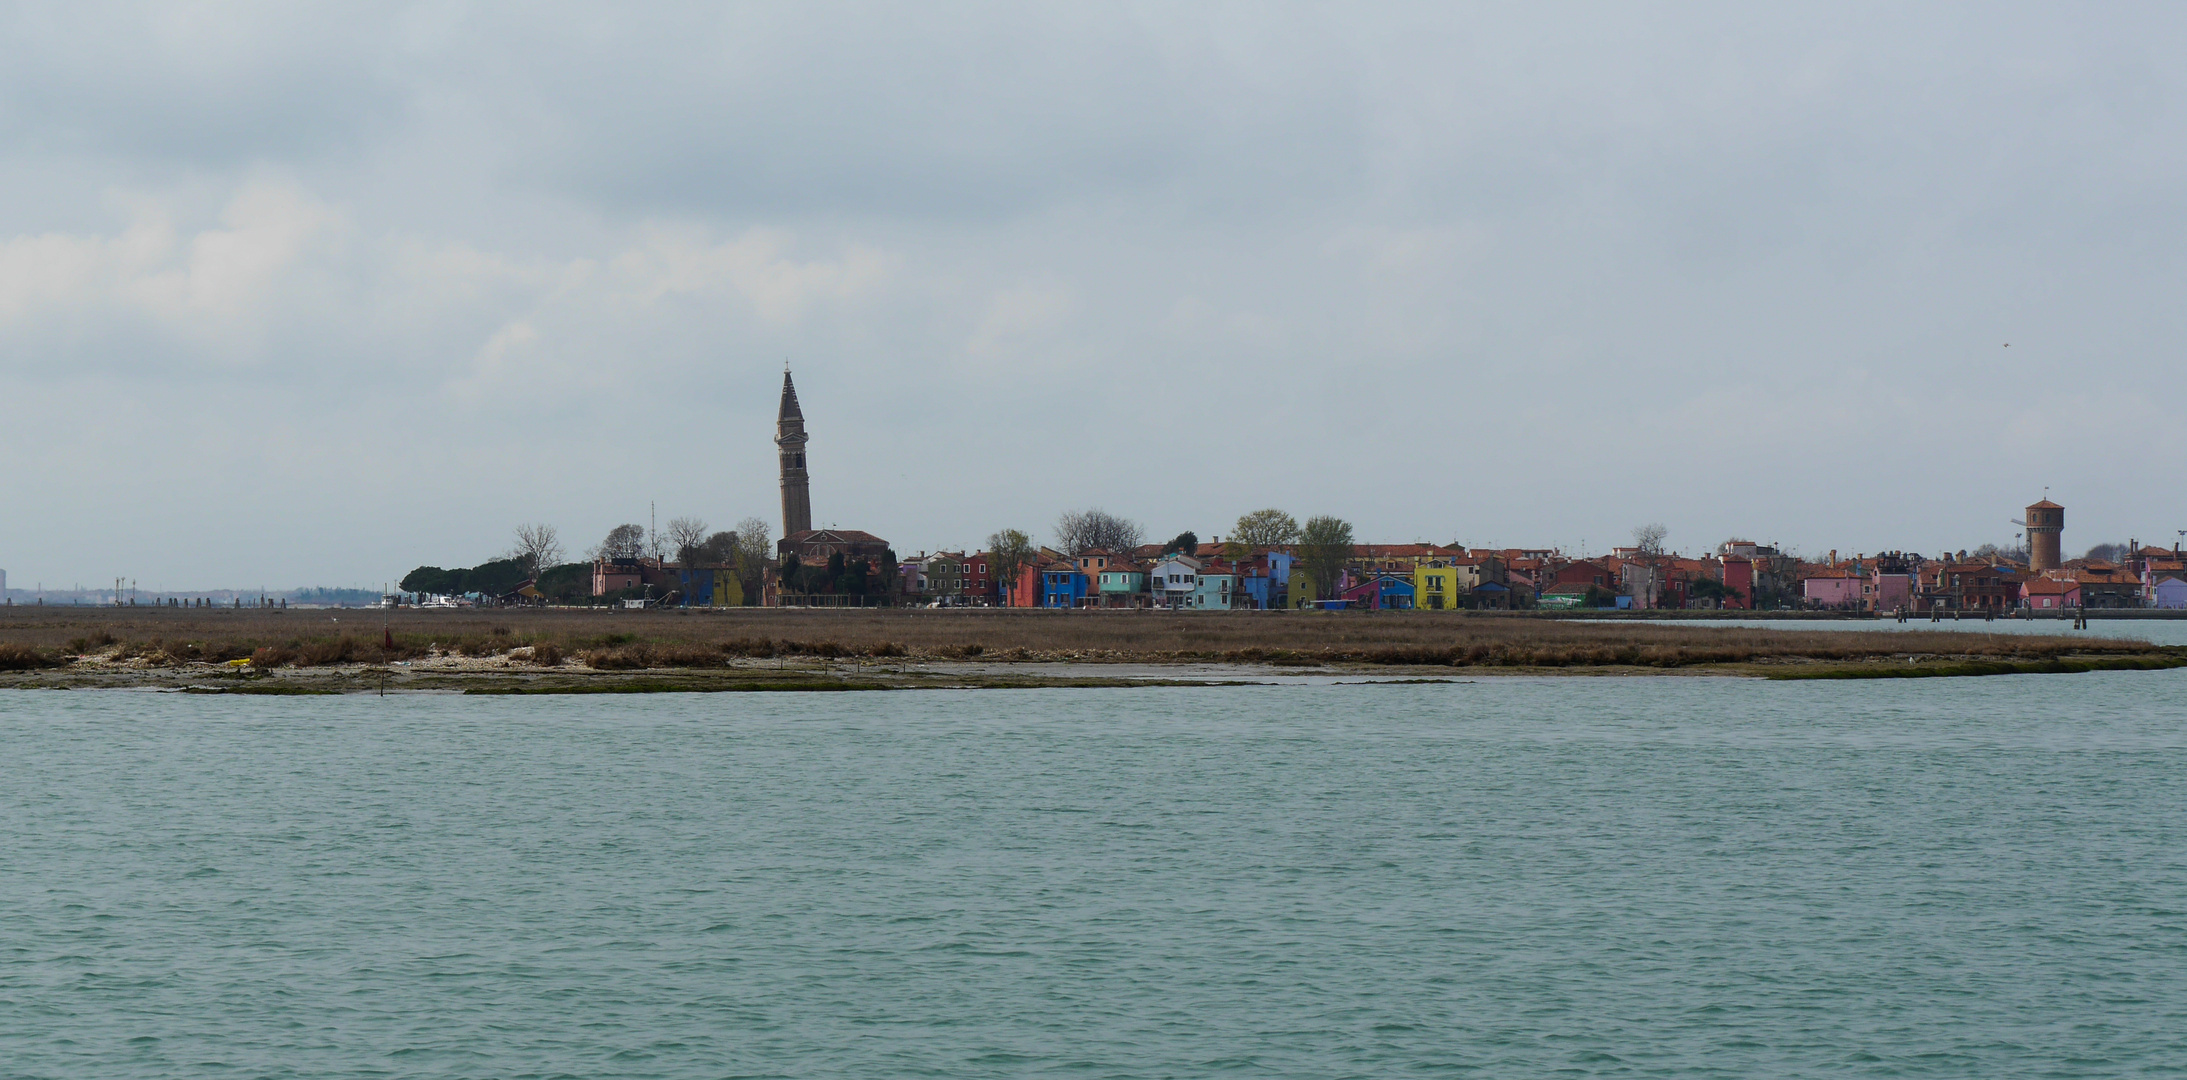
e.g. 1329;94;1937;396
713;569;744;607
1414;565;1461;610
1290;567;1321;608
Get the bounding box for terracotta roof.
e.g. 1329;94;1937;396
785;529;887;544
2024;579;2076;595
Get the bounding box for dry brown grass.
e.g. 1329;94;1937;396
0;606;2164;672
0;642;62;670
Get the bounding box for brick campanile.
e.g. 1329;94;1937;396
777;370;812;537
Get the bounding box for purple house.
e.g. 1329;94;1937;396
2151;574;2187;610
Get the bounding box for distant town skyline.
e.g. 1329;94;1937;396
3;4;2185;588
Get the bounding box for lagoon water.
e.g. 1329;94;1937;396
6;674;2187;1077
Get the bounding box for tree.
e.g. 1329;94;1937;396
1632;523;1668;557
1689;579;1744;606
1297;515;1356;604
1163;531;1199;554
595;523;646;561
663;516;710;566
1232;509;1300;549
986;528;1035;605
400;566;454;595
732;517;773;602
511;523;563;580
1055;508;1143;554
698;531;739;566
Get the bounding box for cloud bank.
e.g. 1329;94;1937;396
4;2;2185;588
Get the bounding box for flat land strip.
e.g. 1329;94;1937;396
1;608;2180;692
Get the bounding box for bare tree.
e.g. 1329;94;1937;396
510;523;563;579
732;516;773;598
594;523;647;561
1632;523;1668;556
986;528;1035;604
1055;508;1144;554
664;516;711;566
1231;508;1300;548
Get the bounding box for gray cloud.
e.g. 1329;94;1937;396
4;2;2186;589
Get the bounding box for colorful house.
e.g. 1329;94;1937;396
1720;556;1754;610
1866;556;1918;613
1097;560;1147;607
1291;566;1354;609
2150;574;2187;609
1040;560;1089;608
925;551;965;603
1801;569;1860;608
1374;572;1416;610
592;557;645;597
1189;560;1236;609
1148;554;1202;609
1290;566;1324;608
2022;577;2080;610
1339;575;1383;610
1414;564;1463;610
1235;550;1293;609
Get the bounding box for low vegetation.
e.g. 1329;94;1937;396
0;607;2173;680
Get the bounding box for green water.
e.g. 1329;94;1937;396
5;674;2187;1076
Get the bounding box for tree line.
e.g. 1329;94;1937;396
400;514;778;604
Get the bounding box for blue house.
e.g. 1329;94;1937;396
1236;551;1293;610
1041;563;1089;608
1374;572;1416;610
675;567;716;607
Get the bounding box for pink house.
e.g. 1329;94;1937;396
2022;578;2080;610
1802;570;1860;608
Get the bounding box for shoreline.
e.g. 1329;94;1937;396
6;650;2182;694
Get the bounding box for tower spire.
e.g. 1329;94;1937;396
776;368;811;537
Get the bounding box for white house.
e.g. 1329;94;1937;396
1147;554;1202;609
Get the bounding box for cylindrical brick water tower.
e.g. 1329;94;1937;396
2026;499;2063;571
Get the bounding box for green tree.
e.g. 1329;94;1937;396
400;566;454;594
1297;516;1356;604
1231;509;1300;548
1688;579;1744;607
986;528;1035;605
1163;531;1199;554
698;531;739;565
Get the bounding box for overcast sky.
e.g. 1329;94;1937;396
4;2;2184;590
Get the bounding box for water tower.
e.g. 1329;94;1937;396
2024;499;2064;571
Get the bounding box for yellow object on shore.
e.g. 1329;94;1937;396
226;658;252;667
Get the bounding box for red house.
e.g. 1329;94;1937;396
1720;556;1753;610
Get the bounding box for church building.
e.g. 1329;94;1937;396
769;370;891;602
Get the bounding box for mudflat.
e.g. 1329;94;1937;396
1;607;2179;692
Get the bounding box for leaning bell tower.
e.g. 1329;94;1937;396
776;369;812;537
